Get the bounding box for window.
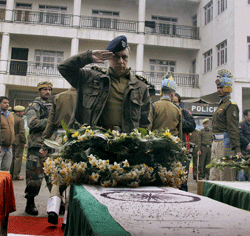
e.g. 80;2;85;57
204;0;213;25
39;5;67;25
204;49;213;73
148;15;178;35
149;59;176;78
0;1;6;21
15;3;32;22
218;0;227;15
92;9;119;29
217;40;227;66
248;37;250;60
35;50;63;69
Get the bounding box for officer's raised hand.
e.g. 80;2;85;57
92;50;114;64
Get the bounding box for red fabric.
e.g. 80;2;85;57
185;133;191;151
0;172;16;223
8;216;64;235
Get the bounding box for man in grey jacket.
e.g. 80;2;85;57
58;35;150;133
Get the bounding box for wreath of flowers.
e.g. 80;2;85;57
44;122;188;188
206;155;250;172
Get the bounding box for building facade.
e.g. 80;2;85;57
0;0;249;119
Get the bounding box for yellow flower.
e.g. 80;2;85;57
105;133;109;137
72;131;79;137
85;129;89;133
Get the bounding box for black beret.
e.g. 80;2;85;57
106;35;128;53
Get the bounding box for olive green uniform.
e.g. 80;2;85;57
11;113;26;179
25;98;52;198
149;97;182;138
189;129;199;180
41;87;76;150
210;96;240;181
198;128;213;180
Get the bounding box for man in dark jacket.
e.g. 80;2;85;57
58;35;150;133
238;109;250;181
173;93;196;191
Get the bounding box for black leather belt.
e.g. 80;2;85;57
202;144;211;148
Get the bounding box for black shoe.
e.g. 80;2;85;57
62;223;66;230
48;212;58;225
59;201;65;215
25;197;38;215
25;204;38;215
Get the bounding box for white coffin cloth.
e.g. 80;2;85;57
82;185;250;236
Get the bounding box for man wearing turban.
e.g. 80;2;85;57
210;69;242;181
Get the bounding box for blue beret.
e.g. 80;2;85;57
106;35;128;53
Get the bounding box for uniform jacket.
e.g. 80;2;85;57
239;120;250;155
26;97;52;149
41;87;77;149
197;128;213;152
212;96;241;153
13;113;26;145
149;97;182;138
58;50;150;133
0;112;15;149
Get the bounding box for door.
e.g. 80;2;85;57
10;48;29;76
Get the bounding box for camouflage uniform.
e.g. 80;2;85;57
25;97;52;198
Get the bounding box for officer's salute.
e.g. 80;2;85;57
58;35;150;132
24;81;53;215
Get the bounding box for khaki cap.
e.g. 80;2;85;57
37;81;53;90
202;118;210;124
14;105;25;112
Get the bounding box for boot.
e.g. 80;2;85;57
25;197;38;215
48;212;58;225
59;200;65;215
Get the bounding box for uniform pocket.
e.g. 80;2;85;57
82;86;100;108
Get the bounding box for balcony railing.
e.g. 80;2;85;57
0;60;199;88
80;16;138;33
0;60;62;77
142;71;199;88
145;22;199;39
0;9;200;39
12;9;73;27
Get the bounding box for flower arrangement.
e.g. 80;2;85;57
44;122;188;188
206;155;250;172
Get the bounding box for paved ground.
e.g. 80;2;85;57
10;164;198;218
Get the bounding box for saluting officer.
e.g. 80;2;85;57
197;118;213;180
24;81;53;215
10;105;26;180
58;35;150;132
210;69;242;181
149;72;182;138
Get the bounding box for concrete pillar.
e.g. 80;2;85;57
71;38;79;56
138;0;146;33
0;76;6;96
136;41;144;76
5;0;15;22
73;0;81;28
0;33;10;73
232;82;243;121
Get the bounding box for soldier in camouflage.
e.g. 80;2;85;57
24;81;53;215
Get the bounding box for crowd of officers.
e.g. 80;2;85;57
0;35;248;227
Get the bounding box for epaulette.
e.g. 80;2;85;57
135;74;150;85
229;99;237;105
91;65;106;74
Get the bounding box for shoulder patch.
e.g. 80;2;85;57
91;65;106;74
229;99;237;105
135;74;150;85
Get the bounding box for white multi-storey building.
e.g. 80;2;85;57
0;0;249;119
